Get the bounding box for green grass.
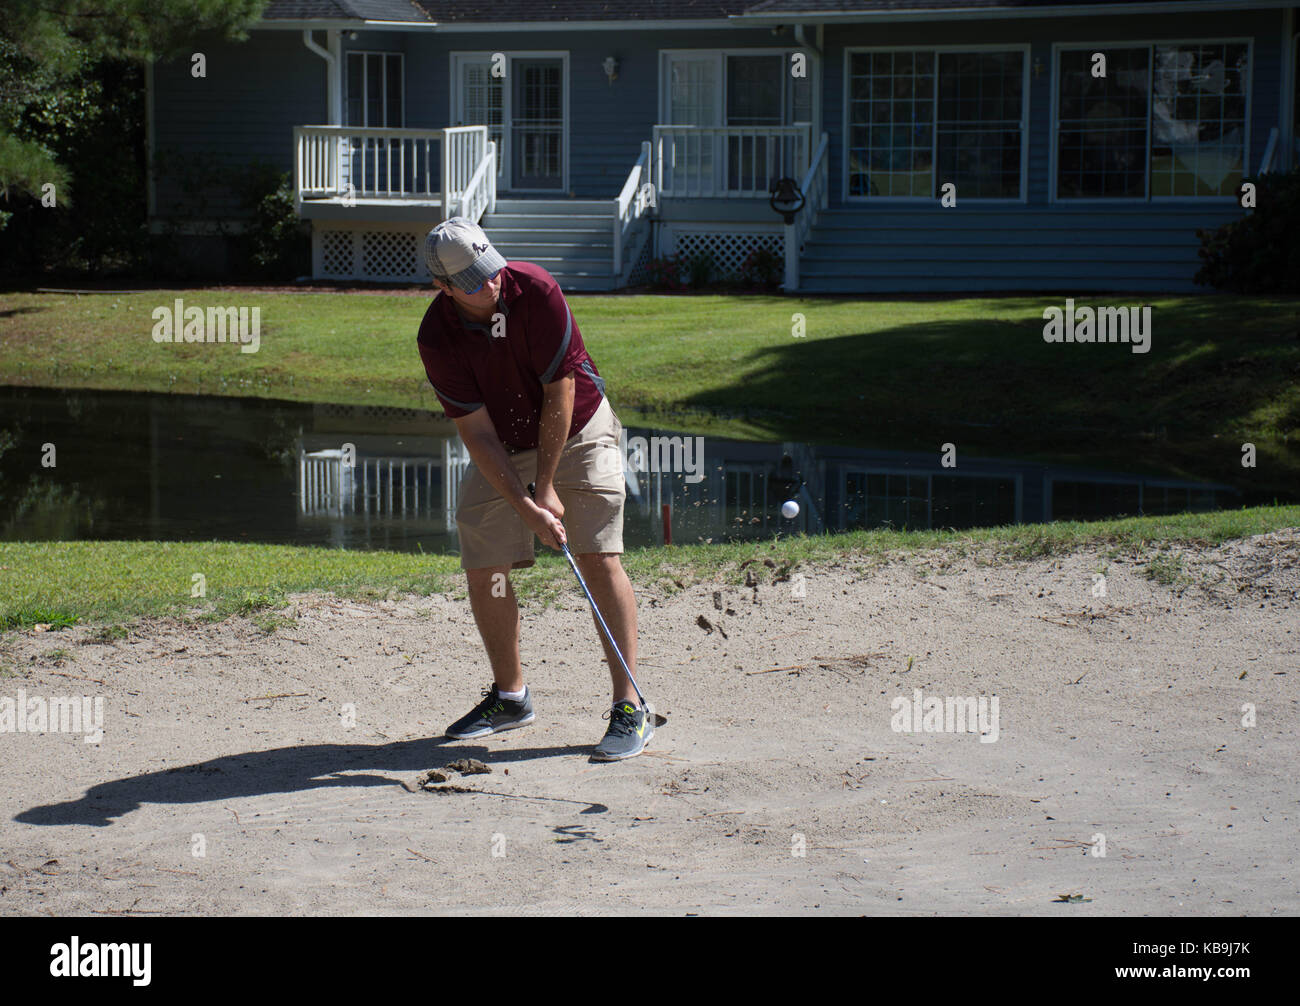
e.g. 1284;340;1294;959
1143;551;1192;587
1;505;1294;629
1;289;1297;452
0;539;456;629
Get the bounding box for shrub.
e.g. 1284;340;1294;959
738;245;782;291
235;164;309;281
644;252;685;290
1195;168;1300;294
685;250;713;289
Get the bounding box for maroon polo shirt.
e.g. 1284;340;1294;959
417;261;605;452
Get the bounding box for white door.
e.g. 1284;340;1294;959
454;53;566;191
455;56;505;181
664;53;722;194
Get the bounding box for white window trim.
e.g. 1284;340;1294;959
449;50;570;194
841;44;1032;205
1049;38;1253;204
344;50;406;128
657;48;821;130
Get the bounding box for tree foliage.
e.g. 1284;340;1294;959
1196;169;1300;295
0;1;267;228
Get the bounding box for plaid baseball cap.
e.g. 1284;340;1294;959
423;217;507;292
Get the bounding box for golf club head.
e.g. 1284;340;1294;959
646;703;668;728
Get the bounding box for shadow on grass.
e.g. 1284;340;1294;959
673;296;1300;453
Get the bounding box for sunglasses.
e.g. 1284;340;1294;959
464;269;502;295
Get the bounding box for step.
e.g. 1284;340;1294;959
491;198;612;214
499;255;615;275
483;229;614;249
552;275;619;292
800;245;1200;267
796;276;1201;294
805;228;1203;248
811;210;1239;231
482;213;612;230
798;257;1197;280
495;246;615;264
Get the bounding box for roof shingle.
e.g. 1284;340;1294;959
262;0;430;21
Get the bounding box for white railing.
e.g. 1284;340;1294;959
441;125;488;217
456;140;498;221
784;131;830;292
653;124;811;198
613;140;653;283
294;125;492;221
1258;126;1279;175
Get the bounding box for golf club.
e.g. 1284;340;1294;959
559;541;667;727
529;481;666;726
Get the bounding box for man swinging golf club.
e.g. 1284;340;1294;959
417;217;652;761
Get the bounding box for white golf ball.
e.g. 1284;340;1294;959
781;500;800;519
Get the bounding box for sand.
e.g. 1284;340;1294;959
1;531;1296;916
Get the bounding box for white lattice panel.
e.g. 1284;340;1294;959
665;227;784;278
362;230;420;281
321;230;352;277
313;224;432;282
319;403;430;421
626;237;653;287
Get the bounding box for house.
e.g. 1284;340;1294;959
147;0;1299;291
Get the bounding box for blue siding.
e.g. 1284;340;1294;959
153;30;325;217
809;8;1288;291
149;8;1292;290
389;27;781;197
823;9;1285;206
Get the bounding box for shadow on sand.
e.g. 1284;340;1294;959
15;737;606;827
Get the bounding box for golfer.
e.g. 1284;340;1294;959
417;217;650;761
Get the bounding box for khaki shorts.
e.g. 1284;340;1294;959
455;396;625;570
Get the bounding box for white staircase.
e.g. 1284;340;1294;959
481;199;619;292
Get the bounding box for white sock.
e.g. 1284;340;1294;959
499;687;526;701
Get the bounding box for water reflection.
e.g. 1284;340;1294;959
0;388;1246;553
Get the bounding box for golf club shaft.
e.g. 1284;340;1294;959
561;542;646;708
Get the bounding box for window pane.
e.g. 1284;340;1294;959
1150;43;1248;196
366;53;383;127
346;53;363;126
670;57;717;125
386;54;403;127
727;54;783;125
1057;46;1150;198
936;50;1024;198
846;50;934;197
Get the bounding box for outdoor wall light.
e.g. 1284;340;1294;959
770;177;805;224
603;57;619;83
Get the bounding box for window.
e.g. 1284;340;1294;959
660;50;814;195
937;52;1026;199
664;51;812;128
843;472;929;530
460;58;504;172
346;52;403;127
1056;41;1249;199
846;48;1026;199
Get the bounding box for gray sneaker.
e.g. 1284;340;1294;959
591;700;653;761
445;684;535;739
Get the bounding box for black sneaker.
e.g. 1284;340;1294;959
445;684;535;740
591;700;653;761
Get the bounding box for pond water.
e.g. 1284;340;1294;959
0;387;1261;554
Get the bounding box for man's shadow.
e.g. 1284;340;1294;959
15;737;601;827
